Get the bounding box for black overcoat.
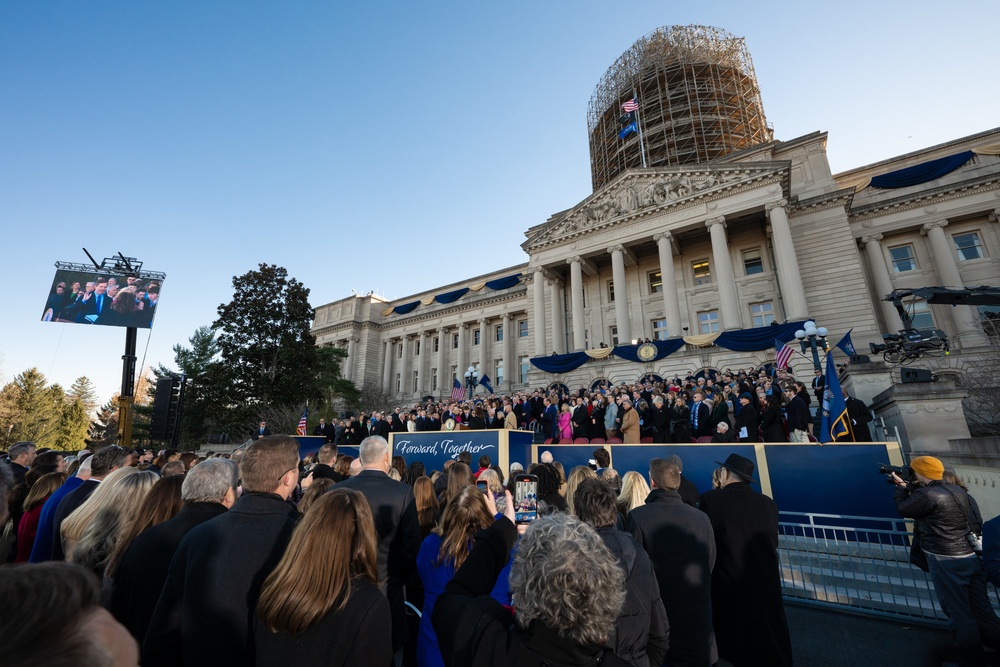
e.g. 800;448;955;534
698;482;792;667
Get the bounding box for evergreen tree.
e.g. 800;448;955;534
0;368;65;447
55;399;90;451
88;398;120;447
67;376;99;416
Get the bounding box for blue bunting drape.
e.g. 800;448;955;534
612;338;686;362
484;274;521;291
870;151;973;189
434;288;469;304
530;352;591;374
393;301;419;315
713;321;804;352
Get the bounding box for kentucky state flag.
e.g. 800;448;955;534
819;352;852;443
479;374;494;395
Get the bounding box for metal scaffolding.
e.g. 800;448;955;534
588;25;774;191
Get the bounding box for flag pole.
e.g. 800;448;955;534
633;89;648;168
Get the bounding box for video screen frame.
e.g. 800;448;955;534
42;266;164;330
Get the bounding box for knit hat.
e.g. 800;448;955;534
910;456;944;481
739;392;753;401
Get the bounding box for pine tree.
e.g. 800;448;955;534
55;399;90;451
0;368;65;447
88;398;120;447
67;376;99;417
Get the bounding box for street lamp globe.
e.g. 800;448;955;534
794;329;806;340
817;327;829;337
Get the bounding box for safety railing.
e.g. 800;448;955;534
778;512;998;625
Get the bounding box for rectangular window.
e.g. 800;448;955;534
431;368;438;391
693;260;711;285
495;324;503;342
395;373;401;393
979;306;1000;339
518;319;528;337
889;245;917;272
742;248;764;275
495;361;503;385
651;318;668;340
607;281;615;302
698;310;720;334
954;232;984;261
519;356;529;383
581;286;586;308
415;340;421;356
412;370;418;393
911;300;934;328
451;365;458;382
610;325;619;346
397;343;403;359
452;333;459;349
433;336;440;353
750;302;775;327
648;271;663;294
474;329;481;345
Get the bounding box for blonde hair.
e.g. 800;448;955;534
478;468;507;514
617;471;651;515
23;472;67;512
61;467;140;546
565;466;598;516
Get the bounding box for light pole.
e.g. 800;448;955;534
463;365;479;398
794;320;829;373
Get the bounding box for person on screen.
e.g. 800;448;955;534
96;286;143;327
65;281;108;323
42;283;69;320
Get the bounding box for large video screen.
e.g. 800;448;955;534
41;269;163;329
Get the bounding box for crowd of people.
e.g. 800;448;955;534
41;276;160;327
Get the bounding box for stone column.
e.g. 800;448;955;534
567;256;586;350
457;324;468;381
861;234;900;330
766;200;809;320
608;244;632;343
548;278;565;354
437;327;448;395
706;216;740;330
478;318;490;388
532;268;547;356
417;331;428;392
345;336;357;382
653;232;682;335
502;312;514;389
399;334;411;397
922;221;989;347
382;339;393;392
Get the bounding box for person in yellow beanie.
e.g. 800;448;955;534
891;456;1000;665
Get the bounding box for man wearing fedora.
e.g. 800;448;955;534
699;453;791;667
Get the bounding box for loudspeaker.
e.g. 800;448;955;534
901;368;932;384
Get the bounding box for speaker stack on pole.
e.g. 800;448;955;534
150;375;185;448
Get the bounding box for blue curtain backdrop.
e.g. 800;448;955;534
612;338;686;362
714;321;805;352
870;151;973;189
434;288;469;304
530;352;591;374
484;274;522;291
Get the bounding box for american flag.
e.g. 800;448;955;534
775;338;794;370
296;407;308;436
450;378;465;401
622;98;639;112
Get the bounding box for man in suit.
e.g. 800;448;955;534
571;397;590;440
110;459;238;644
812;368;825;404
371;412;391;440
503;402;518;430
312;418;333;442
310;443;346;483
143;436;301;667
733;392;758;443
784;385;811;443
689;391;712;439
75;280;111;323
50;445;128;560
699;453;792;667
338;435;421;667
5;441;36;486
541;398;559;440
251;421;271;440
842;388;874;441
627;457;716;666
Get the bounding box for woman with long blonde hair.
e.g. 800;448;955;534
66;469;158;578
255;488;390;665
60;467;141;562
105;474;184;579
566;465;598;516
617;470;651;517
417;485;512;667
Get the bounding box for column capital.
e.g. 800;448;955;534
921;220;949;234
607;244;626;255
706;216;727;229
988;208;1000;223
460;322;469;330
861;233;884;246
652;231;672;243
566;255;582;265
478;317;488;326
765;198;789;213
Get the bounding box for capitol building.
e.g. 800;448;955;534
312;25;1000;402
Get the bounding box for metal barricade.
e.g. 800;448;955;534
778;512;998;626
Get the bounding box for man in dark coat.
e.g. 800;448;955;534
109;459;237;643
627;457;716;666
541;397;559;440
689;392;712;439
338;435;421;665
843;388;874;442
651;396;672;444
575;479;669;667
309;443;346;483
571;397;590;440
142;436;301;667
783;385;811;443
312;418;334;442
50;445;128;561
699;453;792;667
733;393;758;442
371;412;391;440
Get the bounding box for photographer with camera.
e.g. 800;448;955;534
891;456;1000;665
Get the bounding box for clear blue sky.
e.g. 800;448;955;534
2;0;998;405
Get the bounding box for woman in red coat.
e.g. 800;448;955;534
15;472;67;562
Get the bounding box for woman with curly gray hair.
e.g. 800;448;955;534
432;492;633;666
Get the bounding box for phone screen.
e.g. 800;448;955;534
514;474;538;523
476;479;489;493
